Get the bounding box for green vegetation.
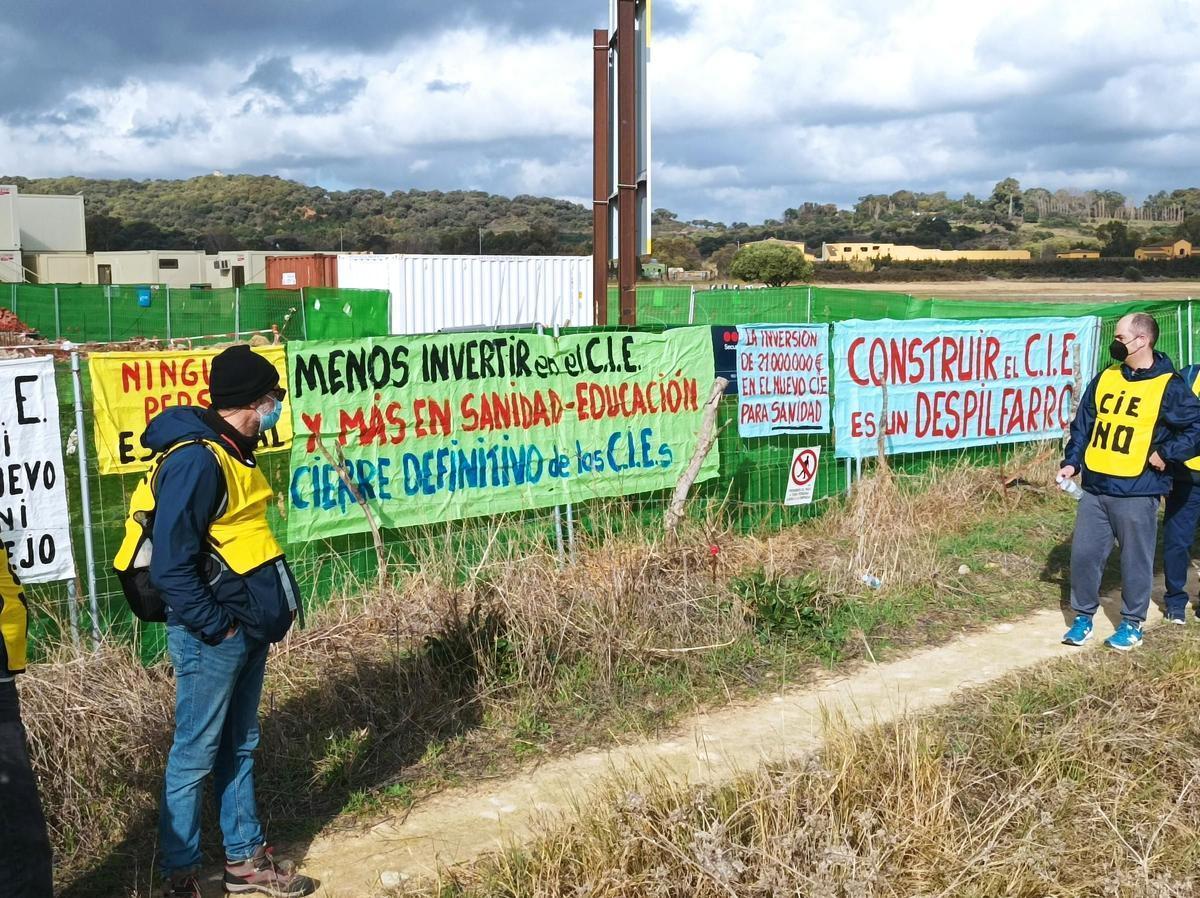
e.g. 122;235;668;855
420;629;1200;898
6;173;1199;274
26;449;1078;896
728;243;813;287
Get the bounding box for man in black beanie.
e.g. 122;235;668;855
133;344;315;897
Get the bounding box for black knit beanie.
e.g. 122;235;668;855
209;344;280;409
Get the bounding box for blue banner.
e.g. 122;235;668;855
833;317;1098;459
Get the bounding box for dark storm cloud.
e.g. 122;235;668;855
0;1;690;118
241;56;366;113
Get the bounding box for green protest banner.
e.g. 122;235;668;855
286;327;719;540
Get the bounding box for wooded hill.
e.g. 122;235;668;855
4;174;1199;268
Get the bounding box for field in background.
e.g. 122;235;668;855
849;278;1200;301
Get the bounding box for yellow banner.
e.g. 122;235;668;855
89;345;293;475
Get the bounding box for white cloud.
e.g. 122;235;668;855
1;0;1198;222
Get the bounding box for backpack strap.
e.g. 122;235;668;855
149;439;228;518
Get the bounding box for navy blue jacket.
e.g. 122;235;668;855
1171;364;1200;484
1062;351;1200;497
144;407;298;645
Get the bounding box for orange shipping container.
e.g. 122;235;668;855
266;253;338;290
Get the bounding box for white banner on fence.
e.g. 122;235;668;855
0;357;75;582
736;324;831;437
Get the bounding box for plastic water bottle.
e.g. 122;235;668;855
860;573;883;590
1057;476;1083;501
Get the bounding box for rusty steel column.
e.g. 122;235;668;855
616;0;637;326
592;28;610;327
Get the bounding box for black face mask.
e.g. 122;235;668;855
1110;338;1131;362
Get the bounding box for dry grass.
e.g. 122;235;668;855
420;630;1200;898
19;447;1064;895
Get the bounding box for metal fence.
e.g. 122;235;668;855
3;283;390;344
10;284;1198;660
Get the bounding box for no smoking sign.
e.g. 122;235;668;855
784;447;821;506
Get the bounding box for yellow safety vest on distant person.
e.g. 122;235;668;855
115;438;285;602
1083;365;1172;477
0;545;27;675
1184;369;1200;473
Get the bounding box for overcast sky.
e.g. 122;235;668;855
1;0;1197;223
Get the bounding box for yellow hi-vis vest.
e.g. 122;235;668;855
115;438;285;584
1083;365;1172;477
1185;369;1200;472
0;545;27;675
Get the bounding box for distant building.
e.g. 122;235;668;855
1134;239;1192;261
667;268;714;282
821;242;1030;263
0;184;87;283
1056;249;1101;260
93;251;209;289
641;259;667;280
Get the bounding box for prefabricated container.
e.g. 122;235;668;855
23;252;94;284
17;194;86;252
207;250;304;287
335;254;594;335
0;250;21;283
0;185;18;251
94;250;208;288
266;253;337;290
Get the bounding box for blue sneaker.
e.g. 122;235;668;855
1104;620;1143;651
1062;615;1093;646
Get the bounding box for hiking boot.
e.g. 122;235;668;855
1104;620;1143;652
1061;614;1093;646
224;845;316;897
162;869;203;898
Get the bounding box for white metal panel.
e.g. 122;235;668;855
0;250;21;283
336;254;594;335
16;194;86;252
94;250;207;287
0;186;19;251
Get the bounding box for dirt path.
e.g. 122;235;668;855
292;603;1147;896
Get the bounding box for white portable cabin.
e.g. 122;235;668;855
93;251;209;288
0;186;18;252
16;194;86;252
335;253;594;335
23;252;94;284
206;250;316;288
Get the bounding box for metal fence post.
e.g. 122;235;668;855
105;285;113;341
69;350;102;647
299;288;309;339
540;323;566;564
53;287;61;340
10;282;16;317
807;285;813;323
845;457;853;496
1177;303;1184;367
165;285;172;339
687;287;696;325
234;287;241;339
1189;298;1194;365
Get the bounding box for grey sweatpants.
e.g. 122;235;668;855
1069;491;1160;623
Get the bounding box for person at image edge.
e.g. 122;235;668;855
1058;313;1200;651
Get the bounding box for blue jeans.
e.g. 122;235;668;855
1163;480;1200;616
159;624;269;876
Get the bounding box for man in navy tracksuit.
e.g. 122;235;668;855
1163;362;1200;624
1058;313;1200;650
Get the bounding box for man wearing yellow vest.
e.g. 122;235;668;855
142;345;315;898
1163;362;1200;624
0;544;53;897
1058;313;1200;650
